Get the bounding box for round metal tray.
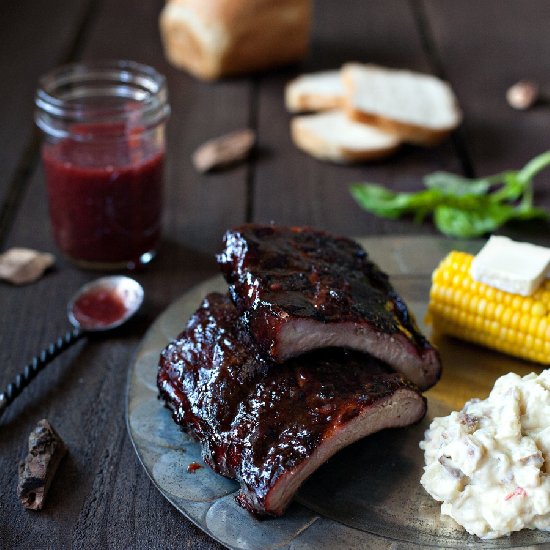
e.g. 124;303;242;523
126;236;550;549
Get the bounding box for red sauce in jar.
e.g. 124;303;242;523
73;288;128;328
42;123;163;268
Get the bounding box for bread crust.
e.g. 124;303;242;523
285;71;344;113
160;0;312;80
287;93;344;114
291;115;400;164
344;105;451;146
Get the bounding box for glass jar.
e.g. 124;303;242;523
35;60;170;269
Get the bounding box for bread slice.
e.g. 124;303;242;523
341;63;462;144
285;70;344;112
291;110;400;163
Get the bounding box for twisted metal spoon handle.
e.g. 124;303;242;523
0;327;83;417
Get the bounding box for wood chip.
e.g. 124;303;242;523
0;248;55;285
18;419;67;510
192;129;256;173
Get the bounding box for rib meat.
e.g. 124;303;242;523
217;224;441;390
157;292;427;516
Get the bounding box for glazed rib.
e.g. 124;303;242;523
217;224;441;390
157;293;427;516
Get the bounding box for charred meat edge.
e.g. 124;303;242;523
218;224;441;390
157;293;427;516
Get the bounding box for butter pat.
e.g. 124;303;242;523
471;236;550;296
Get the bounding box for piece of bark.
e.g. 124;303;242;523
192;129;256;173
17;419;67;510
0;248;55;285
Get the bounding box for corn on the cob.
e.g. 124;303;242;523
427;251;550;364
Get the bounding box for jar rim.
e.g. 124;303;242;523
35;60;169;137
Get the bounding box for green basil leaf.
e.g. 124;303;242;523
514;205;549;220
423;171;490;196
433;204;514;238
489;171;525;202
350;151;550;239
434;203;548;238
350;184;441;219
517;151;550;184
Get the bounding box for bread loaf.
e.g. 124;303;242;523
160;0;312;80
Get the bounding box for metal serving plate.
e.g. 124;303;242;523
126;236;550;549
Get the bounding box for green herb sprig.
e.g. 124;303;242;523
350;151;550;238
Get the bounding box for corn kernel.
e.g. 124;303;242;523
512;296;523;311
478;298;487;316
454;289;464;306
529;317;540;335
519;314;530;333
501;307;513;327
538;318;549;339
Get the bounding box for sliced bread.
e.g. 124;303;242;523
291;110;400;163
341;63;462;144
285;70;344;112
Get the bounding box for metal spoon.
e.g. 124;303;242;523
0;275;144;417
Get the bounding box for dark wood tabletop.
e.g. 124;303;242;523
1;0;550;547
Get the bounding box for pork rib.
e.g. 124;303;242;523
157;293;427;516
217;224;441;390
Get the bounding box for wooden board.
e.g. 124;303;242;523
252;0;464;235
2;1;550;548
0;0;92;244
423;0;550;175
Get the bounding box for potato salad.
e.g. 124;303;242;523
420;370;550;539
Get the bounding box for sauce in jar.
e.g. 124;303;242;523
35;61;170;269
42;127;163;268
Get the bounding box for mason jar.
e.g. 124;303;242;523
35;60;170;269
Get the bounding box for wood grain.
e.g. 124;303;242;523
0;0;93;245
252;0;463;236
423;0;550;176
2;0;550;548
422;0;550;246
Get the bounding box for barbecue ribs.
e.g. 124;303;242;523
217;224;441;390
157;293;427;516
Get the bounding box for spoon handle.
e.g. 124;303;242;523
0;327;83;418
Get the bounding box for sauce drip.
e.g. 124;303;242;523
187;461;202;473
73;288;128;328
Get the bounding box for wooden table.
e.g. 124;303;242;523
1;1;550;547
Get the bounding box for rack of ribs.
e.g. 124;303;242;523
158;293;427;517
217;224;441;390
